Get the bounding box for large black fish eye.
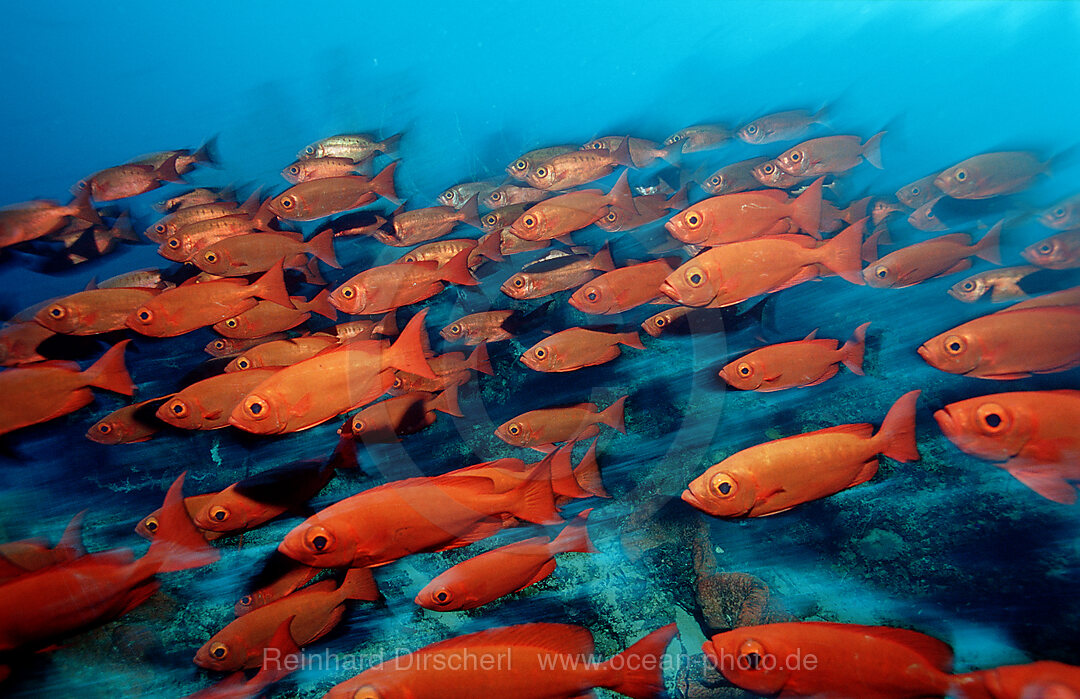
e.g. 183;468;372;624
984;412;1002;428
654;317;666;327
963;281;975;291
155;223;166;233
956;169;967;181
747;125;758;134
586;290;598;301
312;535;328;551
763;164;774;174
875;267;888;279
689;272;703;285
138;310;151;321
144;518;158;532
49;307;63;318
710;176;720;186
484;214;497;226
514;159;527;171
535;167;548;178
167;238;180;248
744;652;761;669
289;166;299;174
718;482;732;495
513;277;524;287
239;595;252;606
789;151;801;162
98;424;112;434
435;589;451;604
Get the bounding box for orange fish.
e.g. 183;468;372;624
322;623;678;699
35;287;161;335
127;262;292;337
736;108;827;144
703;622;951;698
225;335;340;372
416;509;595;611
948;265;1039;303
509;171;636;241
440;304;549;346
951;661;1080;699
663;123;731;153
896;173;942;209
506;145;578;182
185;616;300;699
282;157;371;183
157;368;280;430
195;567;378;672
193;229;339;276
387;197;481;246
130;139;218;174
389;345;491;395
234;560;321;616
0;512;84;584
227;311;435;435
598;187;687;232
501;228;555;255
298;133;400;161
776;132;885;177
907;196;948;232
466;440;608;504
278;457;559;568
935;151;1047;199
341;387;461;444
664;179;823;246
204;334;289;358
520;327;645;372
1038;193;1080;231
683;390;919;516
641;305;693;337
1005;286;1080;311
0;192;99;248
481;202;532;233
581;136;669;168
719;323;868;391
0;474;217;654
158;214;269;263
496;396;626;451
334;312;398;341
135;493;223;542
264;163;397;221
1022;231;1080;270
918;307;1080;379
569;258;677;314
935;390;1080;504
0;321;56;366
86;397;168;445
330;250;477;315
145;193;258;242
661;221;865;308
865;223;1001;287
484;184;550;209
502;246;615;300
0;340;133;436
213;291;337;339
699;157;770;195
392;235;502;268
73;153;183;202
524;138;632;190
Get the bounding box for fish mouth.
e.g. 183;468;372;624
567;295;585;312
681;489;705;509
933;175;949;192
659;281;682;303
916;344;931;362
932;408;958;439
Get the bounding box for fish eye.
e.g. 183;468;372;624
204;251;218;263
433;588;453;605
353;685;380;699
144;517;158;533
874;266;888;279
943;334;966;355
763;163;775;174
976;403;1009;433
136;308;153;323
738;640;766;671
789;151;801;162
685;211;702;228
605;211;618;222
584;288;599;302
513;159;527;171
686;267;705;287
593;142;604;149
1054;207;1066;218
341;286;356;299
154;223;167;233
747;125;758;134
925;210;936;220
955;169;967;181
670;135;681;142
1038;243;1054;255
522;215;537;228
534;347;547;359
507;423;521;435
167;238;181;249
244;396;269;419
654;317;666;327
304;146;315;155
911;187;920;196
484;214;497;226
736;362;752;377
962;281;975;291
169;400;189;418
710;472;737;498
238;595;252;606
449;324;461;335
403;255;416;263
225;318;238;328
392;377;403;389
535;167;548;178
305;526;333;553
48;305;66;319
709;176;720;186
280;197;295;209
97;423;112;434
209;643;228;660
236;358;250;369
209;505;229;522
442;190;453;200
513;277;524;287
213;340;226;350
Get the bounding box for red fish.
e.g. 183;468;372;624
205;334;289;359
330;249;477;315
282;157;371;183
598;187;687;232
73;154;183;202
157;368;280;430
496;396;626;452
1022;231;1080;270
683;391;919;516
145;195;256;242
86;397;168;444
127;262;292;337
234;562;321;616
703;622;952;698
865;223;1001;287
416;509;595;611
581;136;669;168
389;344;491;395
35;287;161;335
393;235;502;269
0;340;133;436
0;474;218;654
521;328;645;372
0;193;99;248
341;387;461;444
0;321;57;366
569;259;677;314
506;145;578;182
135;493;223;542
776;132;885;177
524;138;633;190
213;291;337;339
195;568;378;671
951;661;1080;699
387;197;481;246
719;323;868;391
158;214;269;263
935;151;1048;199
699;157;771;195
502;246;615;300
736;108;827;145
664;179;822;245
0;512;84;584
322;623;678;699
277;457;560;568
193;229;340;276
508;170;637;241
225;336;340;372
918;307;1080;379
263;163;397;221
184;616;300;699
440;304;549;346
934;390;1080;504
896;173;942;209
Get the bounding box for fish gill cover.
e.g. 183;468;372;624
0;1;1078;697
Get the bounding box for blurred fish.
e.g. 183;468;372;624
509;171;636;241
193;230;339;277
416;509;595;611
157;368;280;431
330;250;476;315
387;196;481;246
506;145;577;182
298;133;400;161
1037;193;1080;231
752;159;815;189
568;258;677;314
282;157;372;183
440;303;550;345
951;661;1080;699
581;136;669;168
598;187;687;232
665;178;823;245
87;397;169;445
130;138;218;174
864;222;1001;288
935;151;1048;199
389;345;491;395
145;192;257;243
698;157;770;195
158;214;271;263
0;322;57;366
316;209;388;238
1022;231;1080;270
480;202;531;233
264;164;398;221
0;513;84;584
341;387;461;444
907;196;948;232
719;323;868;392
234;560;321;616
641;305;693;337
684;390;919;517
870;197;906;225
777;132;885;177
226;336;339;372
213;291;337;339
736;108;827;144
205;334;289;359
521;327;644;372
1007;286;1080;311
502;246;614;300
438;182;498;209
663;123;731;153
393;235;502;269
155;187;233;213
935;391;1080;504
185;616;300;699
135;492;223;542
500;228;554;255
0;340;133;436
73;153;183;202
484;184;550;209
36;287;162;335
0;192;100;249
948;266;1039;303
896;173;942;209
918;307;1080;379
334;313;398;341
495;396;626;451
524;138;633;190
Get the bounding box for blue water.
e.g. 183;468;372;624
2;1;1079;697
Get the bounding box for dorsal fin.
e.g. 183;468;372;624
802;328;819;341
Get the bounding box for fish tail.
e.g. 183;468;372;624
141;472;220;575
377;133;402;157
475;230;504;263
612;136;635;168
369;161;400;204
252;260;294;308
549;508;597;554
619;331;646;350
876;389;921;463
840;322;870;376
429;383;463;417
385;309;437;379
844;196;873;224
459;193;482;228
465;343;493;375
82;340;135;396
599;395;627;434
862;223;891;262
790;176;824;235
573;438;610;497
974;220;1003;265
819;217;867;285
57;510;87;559
514;455;562;525
307;289;338;321
71;187;101;224
338;567;380;602
438;249;479;286
607;169;638;215
590;243;616;272
863;131;886;169
549;441;591;499
192;135;221;168
374;310;398;337
306;228;341;268
602;624;679;699
154;152;185;183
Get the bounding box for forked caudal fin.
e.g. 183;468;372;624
383;309;438;379
603;623;679;699
875;389;921;463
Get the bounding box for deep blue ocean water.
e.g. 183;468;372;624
2;1;1079;697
